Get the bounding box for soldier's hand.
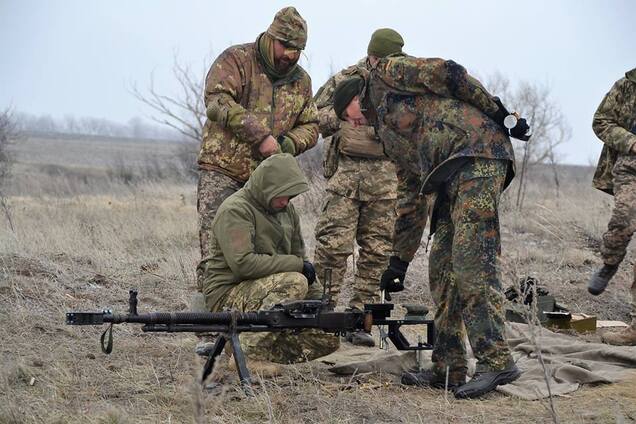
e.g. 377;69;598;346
302;261;317;285
510;118;531;141
630;142;636;155
259;135;280;157
379;256;409;301
277;135;297;155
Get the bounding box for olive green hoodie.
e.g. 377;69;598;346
199;154;310;311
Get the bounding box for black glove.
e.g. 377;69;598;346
379;256;409;301
509;118;531;141
302;261;316;285
492;97;510;128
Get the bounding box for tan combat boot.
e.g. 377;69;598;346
602;324;636;346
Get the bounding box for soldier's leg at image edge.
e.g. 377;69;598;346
351;198;396;309
313;193;359;303
600;163;636;267
590;161;636;296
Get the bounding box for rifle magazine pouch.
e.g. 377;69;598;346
338;122;386;159
323;135;340;178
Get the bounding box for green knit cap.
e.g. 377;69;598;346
333;77;365;119
367;28;404;58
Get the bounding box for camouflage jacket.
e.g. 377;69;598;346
592;68;636;195
199;39;319;182
366;53;515;261
314;58;397;201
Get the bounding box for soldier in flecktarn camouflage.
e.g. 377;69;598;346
197;6;319;288
198;154;339;368
312;29;403;347
588;68;636;346
332;29;532;398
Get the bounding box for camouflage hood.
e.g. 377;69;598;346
626;68;636;84
244;153;309;212
266;6;307;50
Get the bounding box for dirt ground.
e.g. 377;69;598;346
1;135;635;423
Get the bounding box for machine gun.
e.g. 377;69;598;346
66;285;434;393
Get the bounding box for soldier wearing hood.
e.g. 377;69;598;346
198;154;339;365
331;36;532;398
197;7;319;289
588;67;636;347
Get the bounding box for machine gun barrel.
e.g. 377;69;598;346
66;310;263;326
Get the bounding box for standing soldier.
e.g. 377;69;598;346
312;29;402;347
195;6;318;354
198;6;319;282
588;67;636;346
332;38;531;398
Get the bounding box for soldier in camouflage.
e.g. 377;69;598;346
312;30;402;347
198;154;339;365
588;67;636;346
197;6;319;289
332;32;531;398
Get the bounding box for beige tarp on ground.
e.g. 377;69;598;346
319;322;636;400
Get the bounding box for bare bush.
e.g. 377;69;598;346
0;107;16;232
0;108;15;183
486;73;571;210
130;54;209;178
131;55;206;144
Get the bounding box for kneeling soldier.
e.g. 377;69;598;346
198;154;339;369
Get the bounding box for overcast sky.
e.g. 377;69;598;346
1;0;634;165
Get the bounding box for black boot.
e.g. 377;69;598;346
454;365;521;399
588;264;619;295
401;368;465;391
344;331;375;347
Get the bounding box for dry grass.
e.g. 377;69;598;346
1;134;635;423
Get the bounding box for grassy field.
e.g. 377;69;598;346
1;134;635;423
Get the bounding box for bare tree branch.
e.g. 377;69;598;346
129;54;208;144
486;75;571;210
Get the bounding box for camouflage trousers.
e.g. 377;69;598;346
429;158;513;375
219;272;340;363
601;156;636;319
197;170;243;290
313;192;396;309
